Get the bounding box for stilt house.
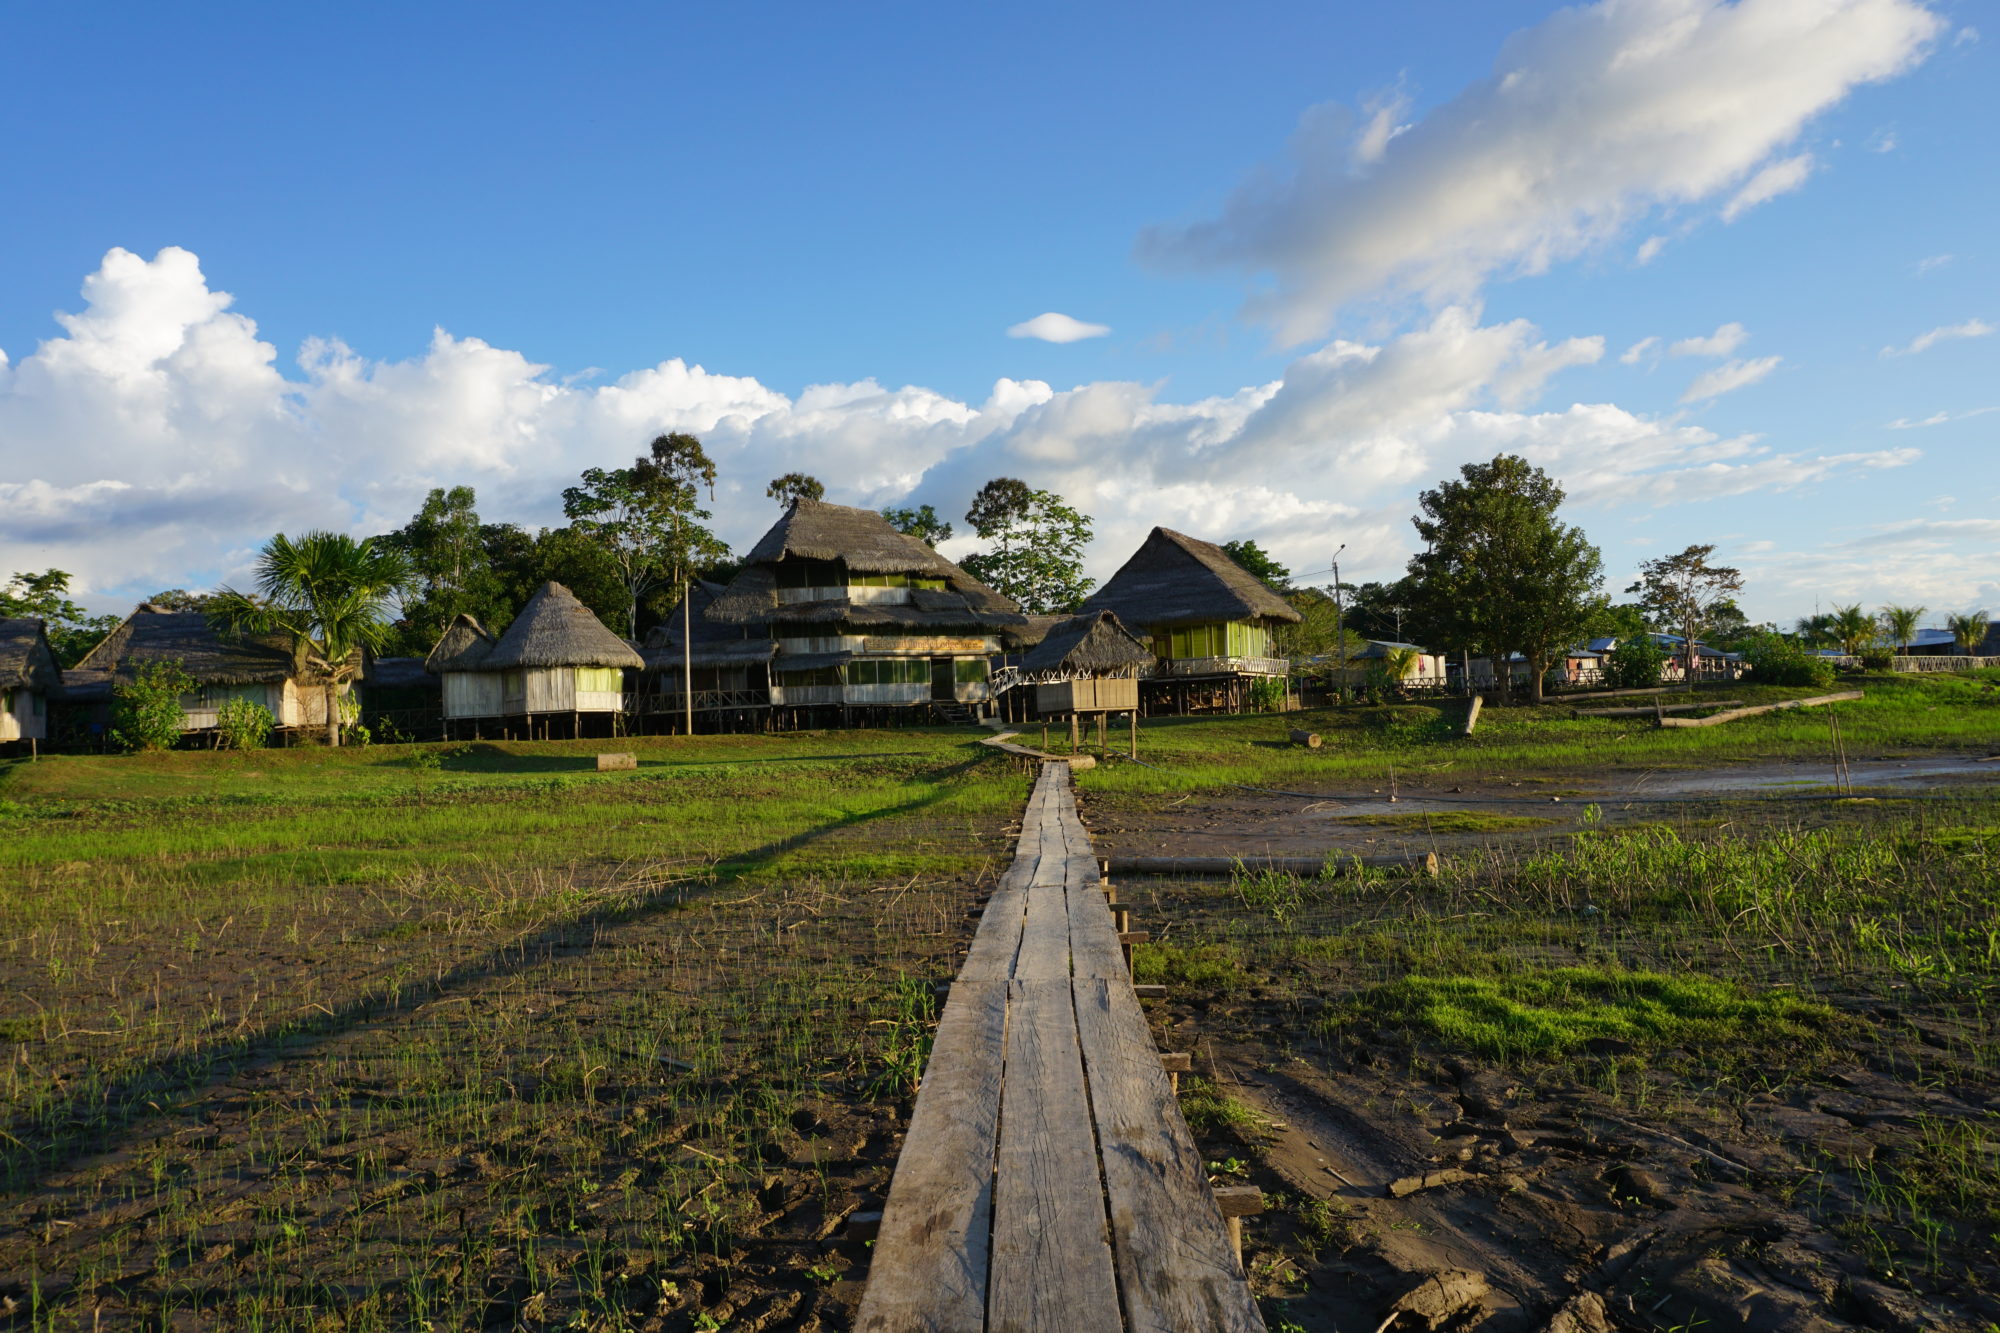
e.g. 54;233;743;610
0;618;60;745
67;603;346;733
1078;527;1298;711
1010;609;1153;719
477;582;643;736
640;580;776;727
425;614;502;724
703;499;1029;721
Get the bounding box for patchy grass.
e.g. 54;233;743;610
1330;811;1557;832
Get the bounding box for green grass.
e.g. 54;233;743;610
1358;966;1836;1059
1330;811;1557;832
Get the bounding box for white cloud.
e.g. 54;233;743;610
1955;25;1979;44
1669;321;1748;357
1914;253;1954;275
1865;128;1899;153
1635;235;1668;265
0;247;1937;616
1682;355;1783;402
1620;336;1659;364
1880;318;1995;357
1887;406;1999;429
1138;0;1943;341
1720;153;1815;221
1006;312;1111;343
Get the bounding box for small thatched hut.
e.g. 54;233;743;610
0;618;61;745
68;603;344;733
1012;609;1154;718
424;614;502;723
705;499;1030;720
478;582;643;735
1079;527;1299;712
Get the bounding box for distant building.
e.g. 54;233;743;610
0;618;60;747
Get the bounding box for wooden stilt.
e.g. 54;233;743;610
1068;713;1079;753
1128;709;1138;759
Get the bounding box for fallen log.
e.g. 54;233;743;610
1573;700;1741;718
1288;729;1323;748
1656;689;1863;729
1107;852;1438;878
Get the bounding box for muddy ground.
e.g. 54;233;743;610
1084;760;2000;1333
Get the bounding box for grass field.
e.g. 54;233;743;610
2;672;1995;1330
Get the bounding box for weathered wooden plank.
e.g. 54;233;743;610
1074;978;1266;1333
988;980;1121;1332
1047;771;1126;979
1013;881;1073;981
1656;689;1863;728
959;773;1056;980
856;979;1010;1332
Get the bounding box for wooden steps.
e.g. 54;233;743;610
857;763;1264;1332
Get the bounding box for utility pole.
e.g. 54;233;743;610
1331;543;1347;696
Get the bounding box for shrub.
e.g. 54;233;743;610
215;695;275;750
1859;651;1895;672
1248;677;1288;712
112;659;196;752
1600;636;1665;689
1741;634;1836;688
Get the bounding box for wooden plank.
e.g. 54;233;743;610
1013;881;1072;980
988;980;1121;1331
1656;689;1863;729
1074;978;1267;1333
856;979;1010;1332
1050;772;1126;979
959;771;1056;980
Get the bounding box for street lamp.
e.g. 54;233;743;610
1331;543;1347;695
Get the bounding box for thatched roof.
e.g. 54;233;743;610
1017;610;1155;677
0;619;61;693
363;656;437;691
483;583;644;671
640;582;780;670
73;605;313;685
424;614;497;674
1079;527;1300;632
708;499;1026;630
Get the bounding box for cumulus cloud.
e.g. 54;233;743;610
0;247;1934;614
1005;312;1111;343
1138;0;1943;340
1682;355;1782;402
1669;322;1748;357
1880;318;1994;357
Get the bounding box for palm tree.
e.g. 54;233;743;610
1792;612;1834;648
1828;604;1876;658
208;532;409;745
1378;645;1422;699
1946;609;1991;657
1878;604;1926;656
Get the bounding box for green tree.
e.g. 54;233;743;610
1600;636;1666;689
1627;545;1745;682
1878;603;1926;653
882;504;954;549
1275;586;1345;659
1946;609;1991;656
563;433;727;639
112;659;197;752
383;486;504;652
215;695;275;751
1403;454;1605;704
143;589;216;613
0;569;121;667
765;472;825;505
207;532;409;746
1220;540;1291;591
1828;604;1877;657
960;479;1094;614
1793;612;1835;648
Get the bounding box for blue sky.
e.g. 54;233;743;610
1;0;1993;624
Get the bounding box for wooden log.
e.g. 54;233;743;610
1460;694;1483;736
1656;689;1864;729
853;979;1008;1332
594;752;637;771
988;979;1122;1331
1107;852;1438;878
1572;700;1741;718
1288;728;1323;748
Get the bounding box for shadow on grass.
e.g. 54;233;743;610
408;741;945;776
0;752;1012;1196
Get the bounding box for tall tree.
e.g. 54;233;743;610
143;589;217;613
765;473;825;505
0;569;121;667
1878;604;1926;654
961;479;1094;614
1793;611;1835;648
1220;540;1291;591
207;532;408;746
383;485;503;649
1946;609;1990;656
562;433;726;640
1403;454;1604;704
1627;544;1745;681
1274;586;1345;659
882;503;954;549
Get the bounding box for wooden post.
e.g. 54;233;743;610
1041;720;1049;752
1460;695;1483;736
1212;1186;1264;1270
1069;713;1079;753
1095;711;1106;758
1128;709;1138;759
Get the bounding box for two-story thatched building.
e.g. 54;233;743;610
700;499;1030;725
0;618;61;748
1078;527;1299;713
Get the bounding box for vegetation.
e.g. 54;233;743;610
110;658;197;751
1404;454;1604;704
881;502;954;548
1627;544;1744;679
961;477;1095;613
1600;634;1665;689
562;432;727;640
765;471;825;505
1741;630;1838;687
208;531;409;746
381;484;507;649
1221;539;1291;590
1879;602;1926;653
1946;608;1990;655
0;568;120;666
1829;603;1878;657
215;694;276;751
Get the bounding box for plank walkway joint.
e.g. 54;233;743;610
857;762;1265;1332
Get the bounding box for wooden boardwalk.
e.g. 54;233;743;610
857;763;1265;1333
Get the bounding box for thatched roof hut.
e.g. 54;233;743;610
1080;528;1299;632
484;583;643;671
0;618;61;694
423;613;497;674
1016;610;1153;679
641;581;777;671
73;603;310;685
707;499;1027;633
